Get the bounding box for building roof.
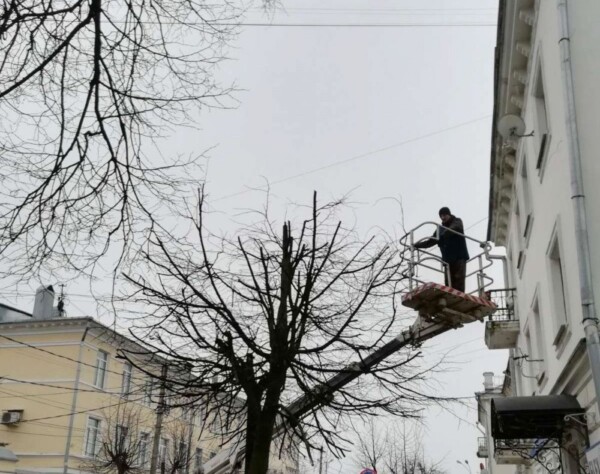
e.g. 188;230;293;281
487;0;507;243
487;0;535;245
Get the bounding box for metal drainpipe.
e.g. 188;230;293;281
63;323;90;474
556;0;600;411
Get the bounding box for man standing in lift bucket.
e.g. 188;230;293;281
413;206;470;292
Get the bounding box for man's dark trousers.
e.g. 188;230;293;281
445;260;466;292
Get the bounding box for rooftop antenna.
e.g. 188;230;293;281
497;114;534;139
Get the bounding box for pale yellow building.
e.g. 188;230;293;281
0;287;299;474
0;314;208;473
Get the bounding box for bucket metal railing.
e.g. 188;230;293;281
399;221;494;296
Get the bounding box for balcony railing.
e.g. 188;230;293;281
485;288;516;321
477;437;489;458
484;290;519;350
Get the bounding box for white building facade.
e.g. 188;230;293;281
479;0;600;472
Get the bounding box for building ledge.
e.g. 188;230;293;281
485;320;519;349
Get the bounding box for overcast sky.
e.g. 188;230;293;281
3;1;508;472
193;1;506;472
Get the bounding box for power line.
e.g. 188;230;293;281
20;400;140;423
92;19;496;27
214;115;491;202
465;216;488;231
0;428;83;438
223;22;497;27
0;376;146;396
0;333;148;383
249;7;497;12
0;387;77;411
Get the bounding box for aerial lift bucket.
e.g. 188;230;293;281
399;221;497;324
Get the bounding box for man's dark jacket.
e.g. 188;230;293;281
415;215;470;263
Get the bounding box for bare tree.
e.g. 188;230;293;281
353;418;386;473
82;403;151;474
121;192;446;474
0;0;242;280
161;416;195;474
353;420;445;474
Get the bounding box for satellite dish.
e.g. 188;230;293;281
497;114;528;139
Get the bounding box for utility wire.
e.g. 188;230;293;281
216;22;497;27
214;115;491;202
0;333;149;383
83;18;496;27
0;376;147;396
20;400;142;423
252;7;497;13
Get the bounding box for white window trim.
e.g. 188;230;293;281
138;431;150;467
517;150;534;246
83;416;102;458
143;377;154;405
545;218;572;352
94;350;109;389
121;362;133;398
529;47;552;181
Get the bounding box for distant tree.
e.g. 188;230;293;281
82;404;149;474
122;192;444;474
82;402;202;474
0;0;244;280
354;420;445;474
353;418;386;473
161;416;195;474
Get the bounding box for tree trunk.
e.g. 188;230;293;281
244;413;279;474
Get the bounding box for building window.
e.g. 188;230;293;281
121;362;132;399
533;60;550;173
138;432;149;466
194;447;203;473
548;234;568;344
94;350;108;389
531;298;545;368
84;417;101;457
143;377;154;405
116;424;129;450
178;440;189;470
513;202;526;276
159;438;169;470
519;154;533;242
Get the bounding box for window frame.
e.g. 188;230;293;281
138;431;150;467
194;447;203;471
121;362;133;399
531;50;552;179
546;221;570;349
158;437;169;469
84;416;102;458
518;152;534;245
143;377;154;405
94;350;109;389
115;423;129;451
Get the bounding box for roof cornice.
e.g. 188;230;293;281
487;0;536;246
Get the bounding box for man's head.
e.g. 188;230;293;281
439;206;452;224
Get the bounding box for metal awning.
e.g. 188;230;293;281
491;395;584;439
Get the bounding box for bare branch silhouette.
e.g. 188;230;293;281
0;0;241;280
118;192;448;474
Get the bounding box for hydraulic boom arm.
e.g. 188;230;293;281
204;316;461;474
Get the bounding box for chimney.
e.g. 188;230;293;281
483;372;495;392
33;285;55;320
